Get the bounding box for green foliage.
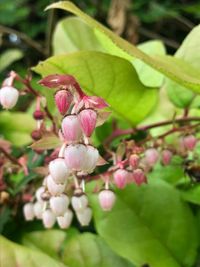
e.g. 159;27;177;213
89;179;199;267
0;49;23;72
33;51;158;125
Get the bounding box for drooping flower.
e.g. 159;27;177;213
50;194;69;216
0;86;19;109
98;190;116;211
49;158;70;184
57;209;73;229
61;115;82;142
55;89;73;115
78;109;97;137
42;209;56;228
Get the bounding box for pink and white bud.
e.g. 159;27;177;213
83;145;99;173
55;89;73;115
49;158;70;184
42;209;56;228
98;190;116;211
46;175;66;196
78;109;97;137
132;169;147;186
113;169;129;189
71;194;88;212
0;86;19;109
50;194;69;216
61;115;82;142
57;209;73;229
35;186;45;202
23;203;34;221
183;135;197;151
129;154;140;169
161;150;173;166
144;148;159;166
76;207;92;226
64;144;87;171
33;201;44;219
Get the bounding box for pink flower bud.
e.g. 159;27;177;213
47;175;66;196
33;110;45;120
50;194;69;216
98;190;116;211
144;148;159;166
76;207;92;226
183;135;197;151
113;169;129;189
57;209;73;229
33;202;44;219
83;145;99;173
132;169;147;186
61;115;82;142
78;109;97;137
129;154;139;168
42;209;56;228
64;144;87;171
55;89;73;115
49;158;70;184
0;86;19;109
35;186;45;202
23;203;34;221
161;150;172;166
71;194;88;212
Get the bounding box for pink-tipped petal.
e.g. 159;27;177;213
61;115;82;142
55;89;73;115
78;109;97;137
113;169;129;189
98;190;116;211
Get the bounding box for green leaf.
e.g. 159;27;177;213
33;51;158;125
166;25;200;108
90;179;199;267
132;40;166;87
46;1;200;94
53;17;104;55
0;111;35;146
30;133;62;150
0;49;23;72
180;185;200;205
0;235;66;267
61;232;134;267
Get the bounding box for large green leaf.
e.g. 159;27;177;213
61;233;134;267
33;51;158;125
52;17;104;55
0;235;66;267
0;49;23;72
0;111;35;146
180;185;200;205
166;25;200;108
90;179;199;267
46;1;200;94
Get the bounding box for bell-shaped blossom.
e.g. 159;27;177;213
33;202;44;219
183;135;197;151
23;203;34;221
83;145;99;173
144;148;159;166
55;89;73;115
161;150;172;166
64;144;87;171
78;109;97;137
42;209;56;228
132;169;147;186
61;115;82;142
49;158;70;184
98;190;116;211
113;169;129;189
50;194;69;216
71;194;88;212
57;209;73;229
0;86;19;109
76;207;92;226
47;175;66;196
129;154;140;168
35;186;45;202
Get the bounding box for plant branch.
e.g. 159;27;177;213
0;148;21;166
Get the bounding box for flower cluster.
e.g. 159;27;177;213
23;74;114;228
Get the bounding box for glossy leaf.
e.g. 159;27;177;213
33;51;158;125
53;17;104;55
0;235;66;267
90;179;199;267
46;1;200;94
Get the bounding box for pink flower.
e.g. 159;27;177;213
78;109;97;137
39;74;78;88
64;144;87;171
132;169;147;186
144;148;159;166
49;158;70;184
183;135;197;151
50;194;69;216
55;89;73;115
129;154;140;168
98;190;116;211
46;175;66;196
113;169;129;189
161;150;172;166
61;115;82;142
0;86;19;109
74;96;109;113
